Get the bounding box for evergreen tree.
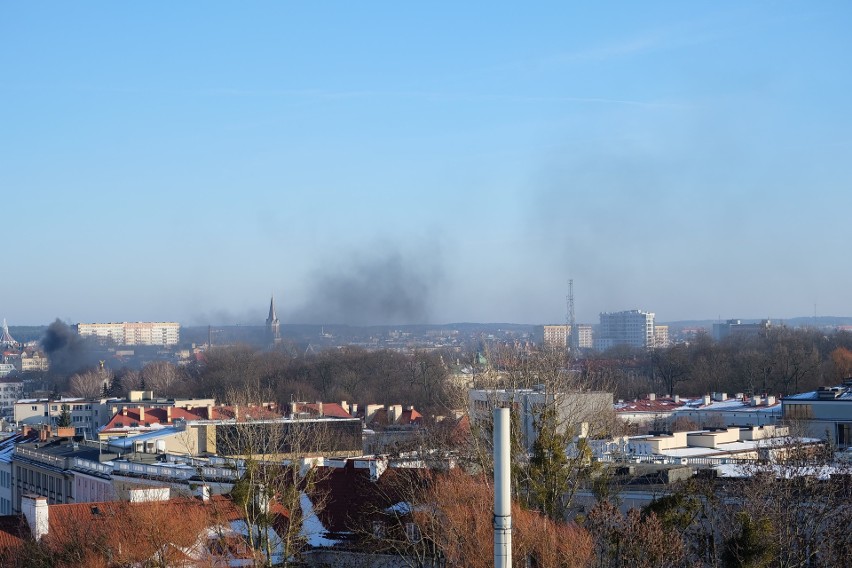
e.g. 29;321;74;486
722;512;776;568
527;405;570;520
57;404;72;428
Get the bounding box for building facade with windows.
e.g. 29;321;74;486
0;379;23;417
469;386;613;450
75;322;180;346
542;325;570;348
14;391;217;439
712;319;771;342
653;325;670;348
576;324;593;349
783;382;852;448
596;309;656;350
10;431;117;513
19;351;49;372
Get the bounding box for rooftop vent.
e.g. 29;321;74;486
817;387;842;400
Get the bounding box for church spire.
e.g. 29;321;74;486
266;295;281;344
0;319;16;347
267;295;279;325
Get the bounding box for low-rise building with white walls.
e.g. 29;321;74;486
671;392;781;428
783;381;852;448
469;386;613;450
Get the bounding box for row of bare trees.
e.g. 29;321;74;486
585;327;852;401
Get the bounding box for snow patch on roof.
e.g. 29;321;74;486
300;492;340;548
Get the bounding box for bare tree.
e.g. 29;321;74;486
217;385;337;567
140;361;180;395
411;469;593;568
68;367;112;398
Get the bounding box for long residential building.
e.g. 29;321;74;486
75;322;180;346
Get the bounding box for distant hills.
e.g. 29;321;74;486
9;317;852;346
661;316;852;331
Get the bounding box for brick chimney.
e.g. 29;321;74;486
122;406;128;417
166;407;172;423
138;406;145;423
21;495;49;541
316;401;324;416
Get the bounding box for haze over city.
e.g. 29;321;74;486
3;2;852;326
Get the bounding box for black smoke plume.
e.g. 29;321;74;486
291;249;444;326
41;319;103;377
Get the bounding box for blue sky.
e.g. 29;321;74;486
2;2;852;326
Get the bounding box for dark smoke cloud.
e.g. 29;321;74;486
290;248;444;326
41;319;103;376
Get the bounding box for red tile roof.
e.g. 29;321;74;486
101;406;208;431
311;462;424;534
43;496;289;551
214;404;285;421
366;406;422;428
102;404;290;431
0;515;28;553
293;402;352;419
397;408;423;425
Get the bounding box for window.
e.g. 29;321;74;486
405;522;421;542
784;404;814;420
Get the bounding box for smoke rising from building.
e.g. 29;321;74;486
41;319;102;376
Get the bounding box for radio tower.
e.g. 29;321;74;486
566;280;576;351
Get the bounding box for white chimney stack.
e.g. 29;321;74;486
494;407;512;568
22;495;49;541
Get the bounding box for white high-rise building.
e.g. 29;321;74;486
596;310;655;350
576;324;593;349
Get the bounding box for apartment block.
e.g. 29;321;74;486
75;322;180;346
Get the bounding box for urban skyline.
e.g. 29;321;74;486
3;3;852;326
